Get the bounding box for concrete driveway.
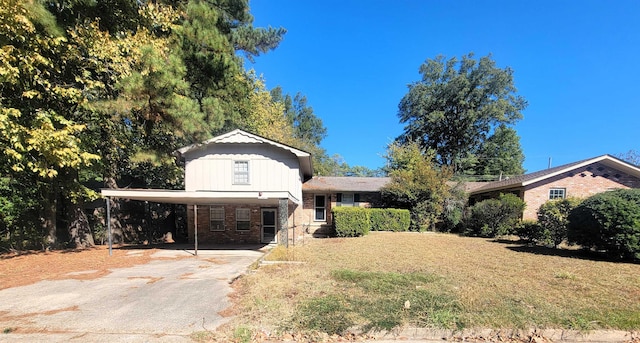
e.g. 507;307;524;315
0;246;265;342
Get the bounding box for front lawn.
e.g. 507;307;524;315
224;232;640;337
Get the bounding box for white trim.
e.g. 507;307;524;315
233;160;250;185
261;208;278;244
175;129;313;178
314;194;326;222
549;188;566;200
100;189;301;205
471;155;640;195
177;129;310;158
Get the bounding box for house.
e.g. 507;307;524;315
468;155;640;220
101;130;389;247
102;130;639;246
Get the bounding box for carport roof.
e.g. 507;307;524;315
100;189;300;206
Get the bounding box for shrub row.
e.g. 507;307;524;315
510;189;640;261
332;207;410;237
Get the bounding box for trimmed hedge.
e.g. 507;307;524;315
332;207;371;237
369;208;411;232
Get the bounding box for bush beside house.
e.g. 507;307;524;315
567;189;640;260
536;198;582;247
369;208;411;232
332;207;371;237
332;208;411;237
464;193;525;237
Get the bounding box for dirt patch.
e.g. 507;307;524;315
0;245;159;290
0;306;79;323
203;257;228;264
127;276;163;284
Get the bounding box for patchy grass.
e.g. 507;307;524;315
226;232;640;336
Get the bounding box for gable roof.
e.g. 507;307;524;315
470;154;640;195
175;129;313;178
303;177;391;192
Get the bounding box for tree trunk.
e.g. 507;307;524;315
68;201;94;248
43;185;58;250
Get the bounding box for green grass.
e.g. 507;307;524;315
290;270;460;334
228;232;640;337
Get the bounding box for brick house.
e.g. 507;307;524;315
101;130;390;246
468;155;640;220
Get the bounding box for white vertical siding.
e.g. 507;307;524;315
183;143;303;199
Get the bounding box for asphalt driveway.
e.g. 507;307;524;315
0;246;265;342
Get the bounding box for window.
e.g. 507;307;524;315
234;161;249;184
337;192;358;207
549;188;566;200
314;195;326;221
210;207;225;231
236;208;250;231
341;193;354;207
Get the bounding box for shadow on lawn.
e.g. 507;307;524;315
500;241;640;265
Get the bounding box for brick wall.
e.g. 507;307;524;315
297;192;383;235
522;162;640;220
187;204;263;244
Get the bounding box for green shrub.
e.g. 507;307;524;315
369;208;410;232
537;198;582;247
567;189;640;260
513;220;544;243
332;207;370;237
465;193;525;237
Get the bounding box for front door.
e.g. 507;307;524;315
261;209;277;244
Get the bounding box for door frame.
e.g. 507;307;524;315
260;208;278;244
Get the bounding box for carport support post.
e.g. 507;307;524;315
278;199;288;247
194;204;198;256
107;196;112;256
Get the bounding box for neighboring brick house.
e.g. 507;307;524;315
468;155;640;220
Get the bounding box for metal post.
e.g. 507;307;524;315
107;196;112;256
194;204;198;256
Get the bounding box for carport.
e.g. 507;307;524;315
101;188;296;255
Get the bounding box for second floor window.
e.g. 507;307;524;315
234;161;249;184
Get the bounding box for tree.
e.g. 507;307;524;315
475;124;525;177
617;150;640;166
1;0;289;249
397;53;527;176
380;142;452;231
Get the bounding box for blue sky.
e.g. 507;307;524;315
247;0;640;173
